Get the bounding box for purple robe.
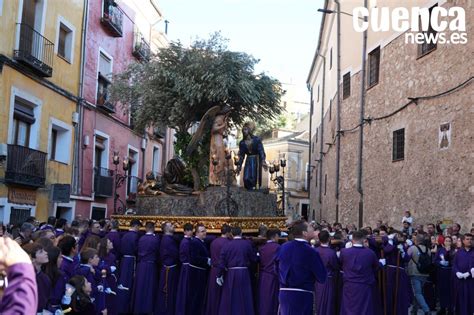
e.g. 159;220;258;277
48;270;68;311
76;264;105;313
106;230;122;259
132;233;160;314
176;236;192;315
156;234;180;315
383;241;413;315
36;270;52;312
314;245;339;315
258;240;280;315
0;263;38;315
276;239;327;315
116;230;139;314
452;247;474;315
55;228;65;237
434;247;455;311
60;255;78;280
205;236;230;315
340;245;380;315
217;238;256;315
187;237;210;315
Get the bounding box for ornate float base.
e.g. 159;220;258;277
136;186;278;217
111;215;287;234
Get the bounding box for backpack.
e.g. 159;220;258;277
412;245;434;274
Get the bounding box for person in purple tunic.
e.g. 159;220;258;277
434;236;455;314
257;228;280;315
314;230;339;315
382;234;412;315
23;242;52;313
340;230;383;315
106;219;122;260
0;237;38;314
58;235;79;280
452;233;474;315
156;221;180;315
97;237;118;315
276;220;327;315
117;219;141;314
188;224;211;315
40;216;56;232
76;248;106;313
43;246;69;312
176;222;194;315
205;224;232;315
55;218;67;237
78;221;102;251
131;222;160;314
216;226;257;315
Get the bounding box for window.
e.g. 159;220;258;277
91;206;106;220
368;47;380;87
50;129;57;160
317;85;320;102
343;72;351;99
56;19;75;62
49;119;72;164
324;174;327;195
10;208;31;225
95;136;106;169
97;51;112;106
329;100;332;121
392;128;405;161
13;98;35;147
419;5;437;57
152;147;160;176
329;48;333;70
127;147;139;196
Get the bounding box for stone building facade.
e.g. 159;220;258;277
307;0;473;229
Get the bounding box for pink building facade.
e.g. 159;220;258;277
72;0;169;220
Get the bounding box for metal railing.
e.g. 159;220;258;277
133;31;151;61
14;23;54;77
94;167;114;197
101;0;123;37
5;144;47;188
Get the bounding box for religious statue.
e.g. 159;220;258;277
236;121;267;190
186;105;234;188
209;107;234;186
137;171;162;195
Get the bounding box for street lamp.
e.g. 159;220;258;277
112;151;130;214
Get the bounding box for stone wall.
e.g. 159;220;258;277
310;6;474;230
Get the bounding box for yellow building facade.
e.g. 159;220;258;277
0;0;84;224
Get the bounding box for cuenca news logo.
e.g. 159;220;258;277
352;6;468;45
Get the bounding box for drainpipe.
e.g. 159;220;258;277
334;0;341;223
73;0;89;196
307;84;313;219
357;0;368;229
317;52;326;223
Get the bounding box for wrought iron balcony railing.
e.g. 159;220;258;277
5;144;47;188
132;32;151;61
94;167;114;198
13;23;54;77
101;0;123;37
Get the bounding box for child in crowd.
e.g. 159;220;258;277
23;243;52;313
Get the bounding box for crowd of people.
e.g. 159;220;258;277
0;211;472;315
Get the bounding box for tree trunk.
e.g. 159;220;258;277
191;167;200;191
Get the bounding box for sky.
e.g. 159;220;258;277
158;0;323;101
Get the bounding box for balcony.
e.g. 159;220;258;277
101;0;123;37
13;23;54;77
5;144;47;188
153;125;166;139
132;32;151;61
97;73;115;113
94;167;114;198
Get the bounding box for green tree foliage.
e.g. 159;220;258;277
111;33;283;135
